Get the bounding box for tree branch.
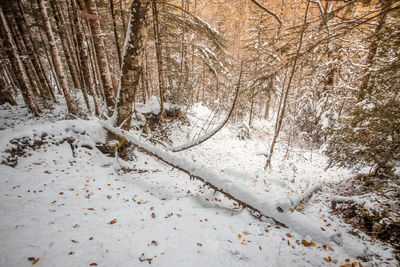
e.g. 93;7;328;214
167;60;243;152
249;0;282;25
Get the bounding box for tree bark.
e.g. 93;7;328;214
6;11;42;98
0;6;40;116
19;7;57;102
29;0;60;97
13;0;54;101
38;0;76;115
84;0;116;113
71;0;93;113
151;0;165;117
109;0;122;68
114;0;150;130
119;0;126;35
51;0;82;94
0;69;17;106
264;94;270;119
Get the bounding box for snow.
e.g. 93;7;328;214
0;100;398;266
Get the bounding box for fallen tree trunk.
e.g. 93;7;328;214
103;120;284;226
102;121;346;247
291;185;320;211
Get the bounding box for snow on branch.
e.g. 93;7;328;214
162;3;227;50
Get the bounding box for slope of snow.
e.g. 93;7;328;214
0;101;397;266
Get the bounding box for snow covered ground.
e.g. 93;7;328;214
0;100;398;266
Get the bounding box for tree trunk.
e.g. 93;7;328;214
51;0;82;94
109;0;122;68
14;0;54;101
84;0;116;113
71;0;93;113
29;0;60;97
249;97;254;127
264;94;270;119
0;58;19;95
265;0;311;170
115;0;150;130
119;0;126;35
38;0;76;115
151;0;165;117
6;11;42;98
0;6;40;116
36;18;62;96
0;69;17;106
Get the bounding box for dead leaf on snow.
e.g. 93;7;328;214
108;219;117;225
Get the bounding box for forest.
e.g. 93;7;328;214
0;0;399;266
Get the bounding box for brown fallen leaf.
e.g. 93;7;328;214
242;231;249;236
151;212;155;219
89;263;97;266
301;240;310;246
286;233;292;238
108;219;117;225
28;257;35;262
32;258;40;265
323;256;331;262
332;259;338;264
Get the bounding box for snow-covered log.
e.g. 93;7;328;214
102;121;354;248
